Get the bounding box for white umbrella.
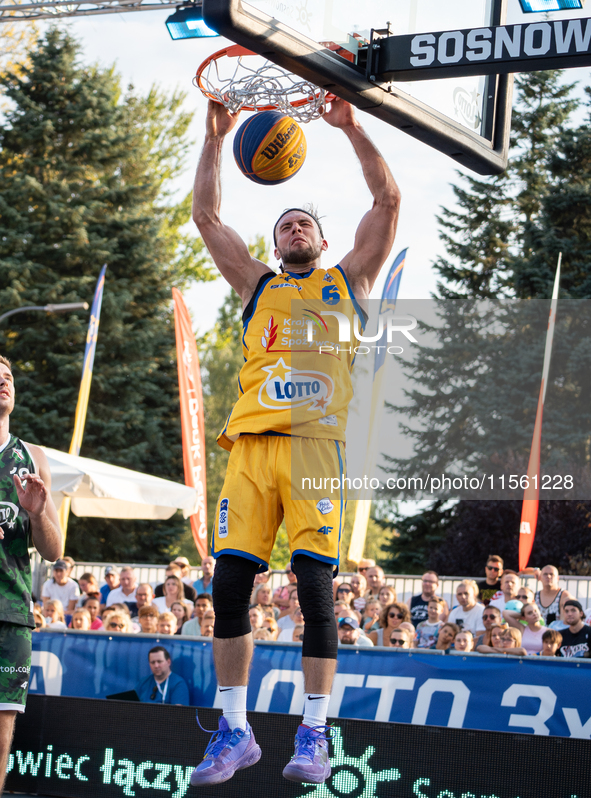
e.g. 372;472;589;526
41;446;200;521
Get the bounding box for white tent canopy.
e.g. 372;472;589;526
41;447;199;521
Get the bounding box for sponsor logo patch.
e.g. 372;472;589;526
258;357;334;414
316;498;334;515
318;414;338;427
0;501;19;529
218;498;229;539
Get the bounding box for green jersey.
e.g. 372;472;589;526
0;434;36;628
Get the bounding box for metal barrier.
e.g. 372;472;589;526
30;555;591;609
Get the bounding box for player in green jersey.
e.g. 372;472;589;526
0;355;62;792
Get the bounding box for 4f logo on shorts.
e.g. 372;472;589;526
218;498;229;539
317;526;333;536
258;357;334;414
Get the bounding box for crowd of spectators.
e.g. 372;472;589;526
33;553;591;660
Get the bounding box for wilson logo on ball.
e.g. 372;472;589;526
233;110;307;185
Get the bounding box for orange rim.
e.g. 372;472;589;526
196;45;336;112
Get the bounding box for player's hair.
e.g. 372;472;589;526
273;203;324;245
148;645;171;661
0;355;12;370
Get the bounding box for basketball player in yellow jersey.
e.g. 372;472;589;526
190;98;400;787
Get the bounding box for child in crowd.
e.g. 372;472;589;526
70;608;92;630
416;597;445;648
539;629;562;656
433;622;459;651
454;630;475;652
43;599;67;630
362;599;381;633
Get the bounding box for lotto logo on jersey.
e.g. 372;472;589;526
258;357;334;414
218;498;229;539
0;501;19;529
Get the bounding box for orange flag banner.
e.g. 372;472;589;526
172;288;208;560
518;255;561;571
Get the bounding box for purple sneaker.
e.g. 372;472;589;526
190;716;261;786
282;724;332;784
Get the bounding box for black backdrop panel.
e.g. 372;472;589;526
6;696;588;798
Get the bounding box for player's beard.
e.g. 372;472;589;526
279;240;323;266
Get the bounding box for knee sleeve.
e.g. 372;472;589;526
212;555;259;639
292;554;338;660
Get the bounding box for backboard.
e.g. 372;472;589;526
202;0;513;175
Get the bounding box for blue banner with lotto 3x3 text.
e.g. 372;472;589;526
30;631;591;739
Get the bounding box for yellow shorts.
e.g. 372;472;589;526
212;434;346;570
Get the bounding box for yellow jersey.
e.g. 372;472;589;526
218;265;366;451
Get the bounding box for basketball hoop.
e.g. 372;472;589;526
194;45;336;123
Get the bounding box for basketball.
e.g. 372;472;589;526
233;110;307;185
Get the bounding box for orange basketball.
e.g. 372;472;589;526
233;111;307;185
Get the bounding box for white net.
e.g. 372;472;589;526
195;53;330;123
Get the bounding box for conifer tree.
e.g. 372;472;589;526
0;29;214;561
380;72;591;574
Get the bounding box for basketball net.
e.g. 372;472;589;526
195;46;333;123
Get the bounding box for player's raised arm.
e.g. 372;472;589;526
323;99;400;301
14;444;62;561
192;100;272;304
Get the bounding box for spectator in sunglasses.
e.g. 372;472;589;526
476;556;504;605
335;583;354;608
369;602;414;647
103;612;132;633
474;606;502;647
389;628;412;649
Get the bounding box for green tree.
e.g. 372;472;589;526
0;29;215;562
379;72;591;573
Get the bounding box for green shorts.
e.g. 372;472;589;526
0;622;32;712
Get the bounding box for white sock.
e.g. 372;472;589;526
302;693;330;728
219;686;248;731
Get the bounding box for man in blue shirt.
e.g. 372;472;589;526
99;566;119;607
135;646;190;705
192;556;214;595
